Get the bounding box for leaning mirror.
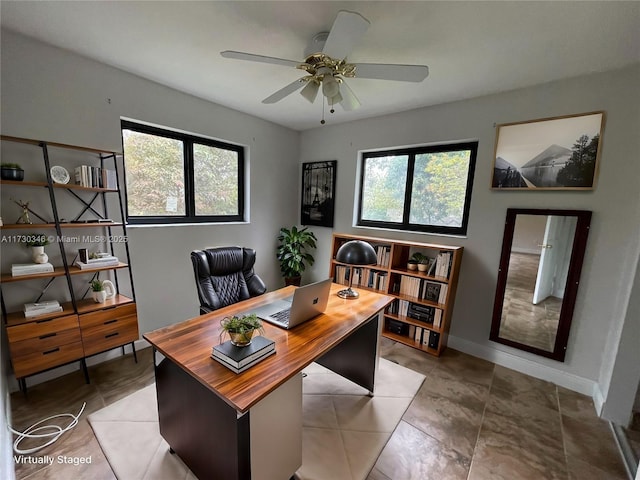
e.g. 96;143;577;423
490;208;592;361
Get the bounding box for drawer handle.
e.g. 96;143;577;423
35;318;53;324
39;333;56;340
43;347;60;355
105;332;119;339
104;319;118;325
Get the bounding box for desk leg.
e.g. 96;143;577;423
154;355;251;480
316;312;381;394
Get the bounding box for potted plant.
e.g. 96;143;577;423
408;252;428;271
90;279;107;303
23;233;50;264
220;313;264;347
89;279;115;303
276;226;317;286
1;163;24;181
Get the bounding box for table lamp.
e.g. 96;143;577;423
335;240;378;299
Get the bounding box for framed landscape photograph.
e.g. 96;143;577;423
301;160;336;227
491;111;605;190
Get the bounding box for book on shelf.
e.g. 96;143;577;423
421;331;430;348
11;263;54;277
407;303;436;325
434;309;443;328
435;251;452;278
74;165;117;189
25;306;63;318
428;331;441;349
74;256;119;269
211;336;276;372
414;326;423;343
24;300;62;318
374;245;391;267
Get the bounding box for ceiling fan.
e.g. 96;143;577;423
221;10;429;124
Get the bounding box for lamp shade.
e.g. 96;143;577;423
300;80;319;103
335;240;377;266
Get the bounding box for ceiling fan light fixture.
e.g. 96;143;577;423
322;74;340;98
300;80;320;103
330;91;343;106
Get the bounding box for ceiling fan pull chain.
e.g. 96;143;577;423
321;99;326;125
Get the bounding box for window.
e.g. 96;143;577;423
358;142;477;235
121;120;244;224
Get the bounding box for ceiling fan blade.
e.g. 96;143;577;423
354;63;429;82
221;50;301;68
262;79;305;104
322;10;370;60
339;80;361;111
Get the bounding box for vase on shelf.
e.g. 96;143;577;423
31;246;48;264
92;290;107;303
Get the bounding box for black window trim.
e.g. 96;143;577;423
121;120;245;225
357;141;478;236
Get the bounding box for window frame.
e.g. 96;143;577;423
121;120;245;225
357;141;478;236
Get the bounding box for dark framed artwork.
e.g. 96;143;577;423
301;160;336;227
491;111;605;190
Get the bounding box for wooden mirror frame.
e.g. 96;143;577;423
490;208;592;361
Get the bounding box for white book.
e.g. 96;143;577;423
414;326;423;343
24;300;60;312
74;259;119;269
12;263;54;276
24;306;63;318
86;256;118;263
12;262;54;271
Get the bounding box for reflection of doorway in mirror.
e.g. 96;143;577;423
499;215;575;352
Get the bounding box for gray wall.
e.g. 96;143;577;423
1;30;300;342
301;64;640;423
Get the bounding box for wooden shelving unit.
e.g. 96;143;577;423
0;135;139;391
329;233;463;356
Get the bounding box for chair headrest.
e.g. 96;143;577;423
193;246;245;277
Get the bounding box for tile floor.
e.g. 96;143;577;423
9;340;629;480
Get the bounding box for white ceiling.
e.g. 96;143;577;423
1;1;639;131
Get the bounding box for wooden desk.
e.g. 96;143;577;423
144;283;393;480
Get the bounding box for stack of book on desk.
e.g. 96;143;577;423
74;255;119;269
211;336;276;373
24;300;62;318
12;263;54;277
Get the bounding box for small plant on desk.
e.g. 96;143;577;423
220;313;264;347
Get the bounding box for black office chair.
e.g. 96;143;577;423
191;246;267;314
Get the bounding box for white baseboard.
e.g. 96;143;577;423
7;338;151;393
448;335;596;397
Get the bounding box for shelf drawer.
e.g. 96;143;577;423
9;327;82;357
6;314;80;343
12;341;85;379
81;316;139;356
78;303;137;329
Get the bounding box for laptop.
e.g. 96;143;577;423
249;278;332;329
